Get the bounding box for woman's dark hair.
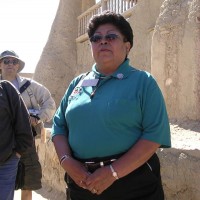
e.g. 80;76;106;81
87;10;133;48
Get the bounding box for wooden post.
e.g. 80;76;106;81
101;0;107;11
41;127;46;143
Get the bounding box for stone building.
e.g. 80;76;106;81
34;0;200;122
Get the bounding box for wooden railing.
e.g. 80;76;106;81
77;0;137;42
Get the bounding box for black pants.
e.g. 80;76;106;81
65;153;164;200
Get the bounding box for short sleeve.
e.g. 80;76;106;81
141;75;171;148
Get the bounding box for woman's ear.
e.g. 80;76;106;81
125;42;131;55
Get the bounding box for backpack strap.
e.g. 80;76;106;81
19;80;38;110
19;80;31;94
26;83;40;110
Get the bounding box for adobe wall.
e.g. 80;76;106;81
34;0;82;106
151;0;200;120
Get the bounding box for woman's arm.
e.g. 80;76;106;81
112;139;160;178
52;135;72;159
85;139;160;195
52;135;89;188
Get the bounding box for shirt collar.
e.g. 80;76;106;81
91;59;135;80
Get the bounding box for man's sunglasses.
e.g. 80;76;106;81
90;33;119;43
3;59;19;65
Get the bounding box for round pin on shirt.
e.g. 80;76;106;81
117;73;124;79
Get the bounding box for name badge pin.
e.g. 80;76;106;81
81;79;99;87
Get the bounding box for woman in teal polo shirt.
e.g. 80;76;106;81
51;11;171;200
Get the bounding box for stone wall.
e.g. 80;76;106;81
157;148;200;200
36;125;200;200
36;129;66;195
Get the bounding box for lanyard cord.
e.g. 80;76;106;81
90;76;113;99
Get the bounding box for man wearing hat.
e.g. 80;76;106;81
0;50;56;200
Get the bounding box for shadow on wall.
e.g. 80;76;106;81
169;119;200;132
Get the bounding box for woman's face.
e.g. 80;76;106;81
0;57;20;76
90;23;131;73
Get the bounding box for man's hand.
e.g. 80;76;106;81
16;152;21;158
30;116;39;126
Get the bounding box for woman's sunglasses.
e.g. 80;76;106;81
90;33;119;43
3;59;19;65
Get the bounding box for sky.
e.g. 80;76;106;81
0;0;59;73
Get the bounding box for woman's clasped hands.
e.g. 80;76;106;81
79;165;116;195
63;158;116;195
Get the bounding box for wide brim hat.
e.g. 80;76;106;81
0;50;25;72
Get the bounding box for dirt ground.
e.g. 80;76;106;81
14;184;65;200
14;189;48;200
170;119;200;150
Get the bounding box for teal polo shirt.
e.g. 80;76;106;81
52;59;171;159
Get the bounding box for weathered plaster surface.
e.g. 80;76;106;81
151;0;200;120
